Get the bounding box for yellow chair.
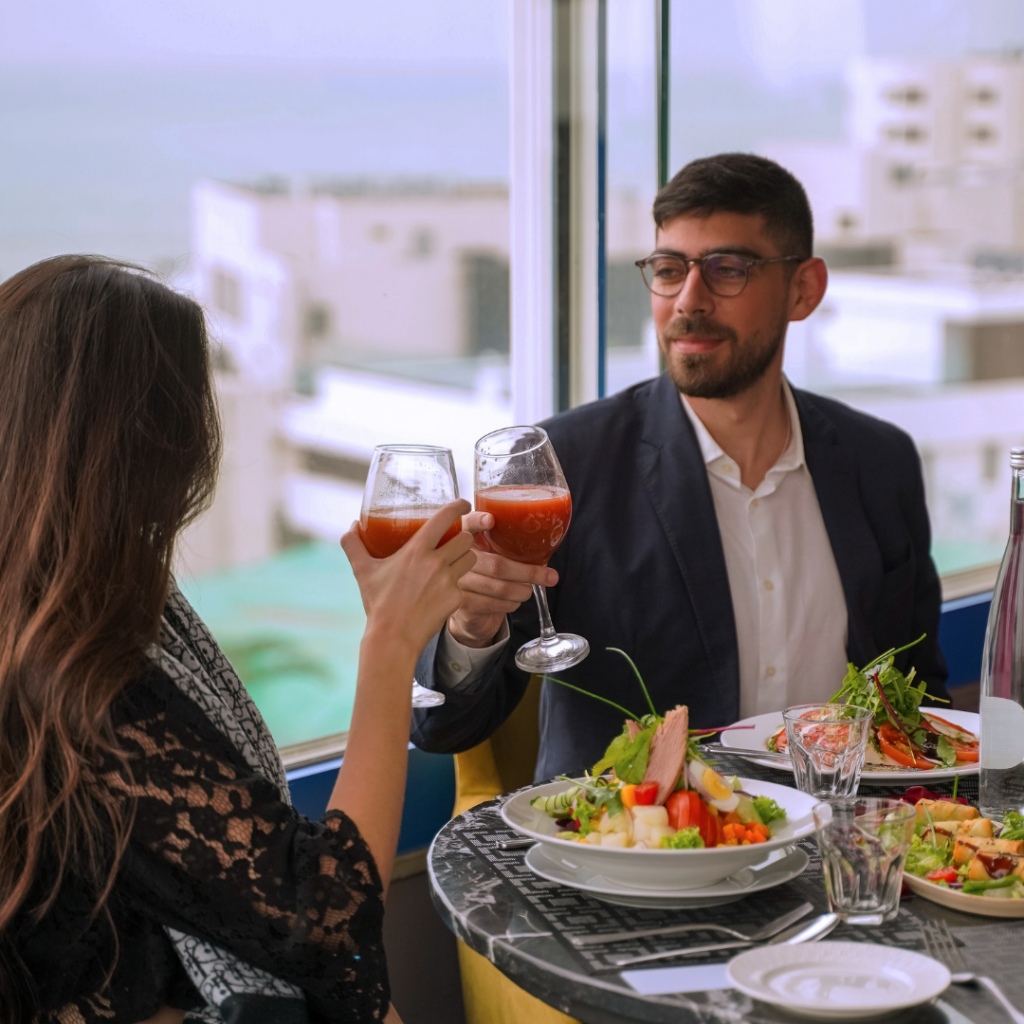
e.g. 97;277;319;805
452;675;580;1024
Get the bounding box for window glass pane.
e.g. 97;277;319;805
3;1;510;748
668;0;1024;576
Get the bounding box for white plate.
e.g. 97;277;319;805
720;710;980;785
501;777;818;891
727;941;950;1020
903;872;1024;918
525;842;810;908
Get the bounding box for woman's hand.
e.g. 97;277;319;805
341;499;476;659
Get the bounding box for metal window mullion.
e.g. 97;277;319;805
554;0;603;412
510;0;556;425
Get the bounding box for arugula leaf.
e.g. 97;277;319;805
592;730;635;778
935;734;957;767
614;726;655;785
559;774;625;819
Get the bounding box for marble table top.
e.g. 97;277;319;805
428;780;1024;1024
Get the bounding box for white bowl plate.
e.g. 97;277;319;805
727;941;950;1020
720;710;980;785
524;842;809;908
500;776;818;891
903;872;1024;918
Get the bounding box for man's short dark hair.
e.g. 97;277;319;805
652;153;813;259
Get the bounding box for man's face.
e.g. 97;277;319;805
651;212;794;400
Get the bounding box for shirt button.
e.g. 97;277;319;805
764;580;774;591
450;661;463;672
751;498;759;508
766;666;776;678
722;463;733;473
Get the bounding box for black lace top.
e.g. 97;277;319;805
13;667;389;1024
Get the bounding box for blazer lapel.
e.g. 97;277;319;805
796;389;879;667
636;374;741;717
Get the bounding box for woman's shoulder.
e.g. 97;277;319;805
109;663;255;777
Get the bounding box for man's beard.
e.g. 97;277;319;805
658;310;788;400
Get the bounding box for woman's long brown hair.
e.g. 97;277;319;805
0;256;222;1014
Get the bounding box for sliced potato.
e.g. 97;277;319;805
633;805;669;828
601;832;629;848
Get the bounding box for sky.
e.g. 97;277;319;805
0;0;509;70
5;0;1024;279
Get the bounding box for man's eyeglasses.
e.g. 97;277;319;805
635;252;803;298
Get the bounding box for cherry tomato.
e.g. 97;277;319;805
925;866;959;884
665;790;690;831
634;781;659;806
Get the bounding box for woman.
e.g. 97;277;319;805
0;255;475;1023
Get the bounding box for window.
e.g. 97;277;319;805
666;0;1024;579
4;1;511;752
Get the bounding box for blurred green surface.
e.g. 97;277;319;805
177;543;365;749
176;537;1002;750
932;540;1006;578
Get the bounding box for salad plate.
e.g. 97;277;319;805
903;872;1024;918
501;776;818;891
720;709;980;784
524;842;810;908
727;941;950;1020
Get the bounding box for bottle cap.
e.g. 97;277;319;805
1012;447;1024;468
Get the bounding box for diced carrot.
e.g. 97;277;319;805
724;811;742;827
621;784;638;810
748;830;767;844
753;823;771;840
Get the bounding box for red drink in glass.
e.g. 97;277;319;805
359;507;462;559
474;486;571;565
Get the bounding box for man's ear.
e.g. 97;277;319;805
788;257;828;323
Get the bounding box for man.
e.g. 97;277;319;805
412;153;949;780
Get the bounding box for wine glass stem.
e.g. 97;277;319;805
532;584;557;640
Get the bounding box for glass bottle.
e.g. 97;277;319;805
979;447;1024;819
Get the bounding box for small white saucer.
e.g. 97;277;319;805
524;843;809;908
727;941;950;1020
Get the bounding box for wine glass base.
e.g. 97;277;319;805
515;633;590;674
412;681;446;708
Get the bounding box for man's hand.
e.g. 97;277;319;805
448;511;558;648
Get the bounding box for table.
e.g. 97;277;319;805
428;757;1024;1023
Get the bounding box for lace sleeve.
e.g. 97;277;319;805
101;670;389;1024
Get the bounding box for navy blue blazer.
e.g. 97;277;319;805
411;373;949;781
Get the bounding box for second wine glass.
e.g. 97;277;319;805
474;426;589;674
359;444;462;707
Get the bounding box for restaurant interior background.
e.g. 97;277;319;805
5;0;1024;1018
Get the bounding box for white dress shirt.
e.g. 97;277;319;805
434;379;849;715
679;380;849;717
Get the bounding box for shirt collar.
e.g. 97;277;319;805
679;377;805;474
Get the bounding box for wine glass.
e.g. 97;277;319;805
473;426;589;673
358;444;462;708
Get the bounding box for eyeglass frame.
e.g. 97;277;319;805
635;250;805;298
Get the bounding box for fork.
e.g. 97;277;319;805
570;900;813;947
921;919;1024;1024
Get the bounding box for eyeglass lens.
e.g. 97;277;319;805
642;254;751;297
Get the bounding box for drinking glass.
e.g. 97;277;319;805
359;444;462;708
473;426;589;673
813;798;916;925
784;703;873;798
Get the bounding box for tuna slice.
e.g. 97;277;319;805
625;719;644;742
643;705;689;805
